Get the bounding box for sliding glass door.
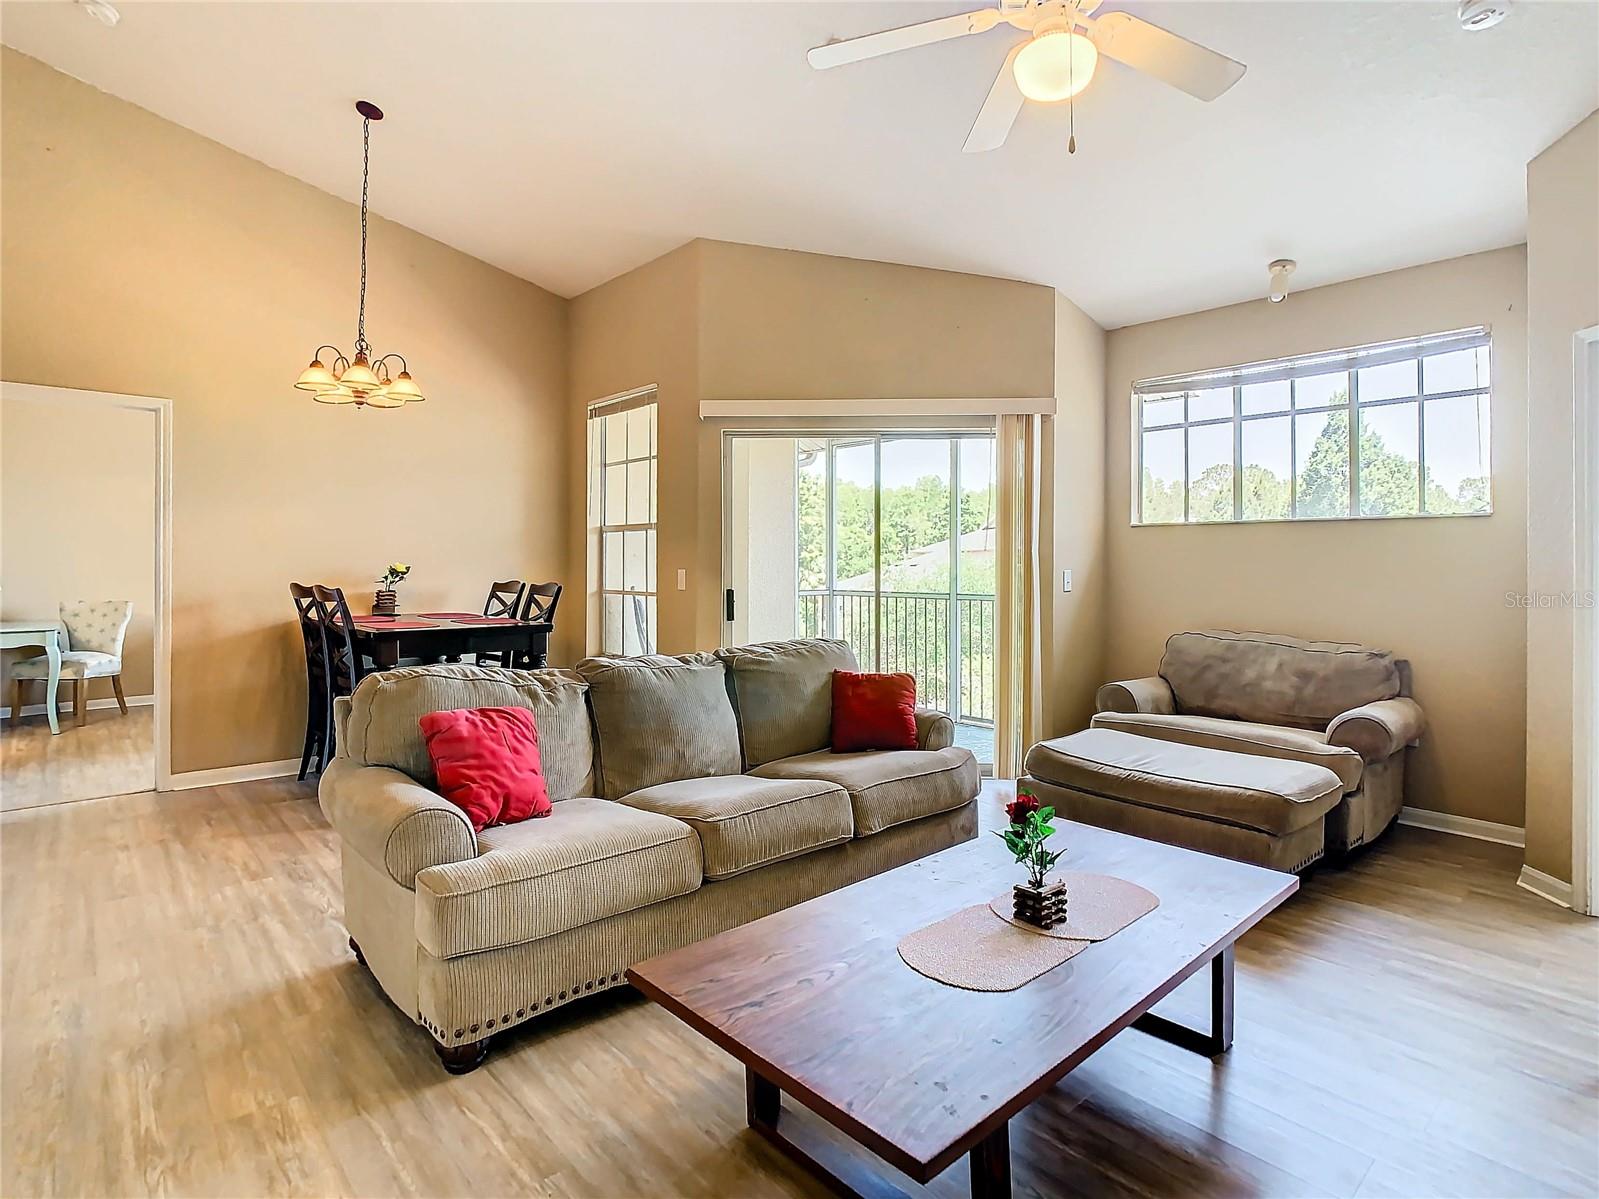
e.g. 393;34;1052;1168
723;431;996;765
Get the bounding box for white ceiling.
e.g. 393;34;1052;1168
4;1;1596;327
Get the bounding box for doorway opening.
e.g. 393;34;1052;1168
723;431;998;768
1;382;171;807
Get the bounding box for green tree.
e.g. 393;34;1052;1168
798;472;999;588
1241;463;1291;521
1141;470;1185;523
1295;409;1352;518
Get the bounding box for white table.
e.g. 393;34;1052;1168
1;621;63;735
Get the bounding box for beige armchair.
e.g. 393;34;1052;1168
1092;630;1425;854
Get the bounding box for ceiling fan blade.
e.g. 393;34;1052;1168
963;43;1026;154
1090;11;1246;101
808;8;1002;70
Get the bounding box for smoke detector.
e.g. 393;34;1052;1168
76;0;120;26
1267;259;1296;305
1458;0;1511;31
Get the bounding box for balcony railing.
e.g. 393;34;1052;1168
798;590;996;725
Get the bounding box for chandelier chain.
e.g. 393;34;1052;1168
356;115;370;357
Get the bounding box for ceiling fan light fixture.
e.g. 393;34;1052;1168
1013;29;1098;103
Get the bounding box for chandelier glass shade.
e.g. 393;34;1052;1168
295;100;425;408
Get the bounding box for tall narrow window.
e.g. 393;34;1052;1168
588;389;657;655
1133;328;1492;525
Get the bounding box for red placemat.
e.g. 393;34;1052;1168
447;616;523;626
353;618;439;630
415;612;486;620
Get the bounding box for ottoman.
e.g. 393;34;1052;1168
1021;728;1344;872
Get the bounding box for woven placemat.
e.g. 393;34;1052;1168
987;872;1159;941
897;873;1160;992
897;904;1090;992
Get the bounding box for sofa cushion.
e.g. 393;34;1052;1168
1090;711;1365;793
1159;630;1403;729
1024;728;1342;836
715;638;859;767
413;798;702;958
751;746;979;837
619;775;853;880
576;653;744;798
346;665;594;800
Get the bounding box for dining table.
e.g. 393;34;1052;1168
344;612;553;670
1;620;63;735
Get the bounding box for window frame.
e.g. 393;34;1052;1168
1132;327;1493;526
588;388;658;655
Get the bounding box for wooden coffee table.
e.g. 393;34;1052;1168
628;820;1298;1198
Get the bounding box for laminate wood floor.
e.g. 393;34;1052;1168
1;779;1594;1198
0;704;155;811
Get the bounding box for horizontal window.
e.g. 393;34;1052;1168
1133;328;1492;525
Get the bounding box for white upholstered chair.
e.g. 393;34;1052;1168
10;600;134;728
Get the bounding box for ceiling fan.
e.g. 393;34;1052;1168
807;0;1246;153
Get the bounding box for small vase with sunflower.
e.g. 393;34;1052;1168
373;562;411;615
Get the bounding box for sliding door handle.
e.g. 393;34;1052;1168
725;589;736;622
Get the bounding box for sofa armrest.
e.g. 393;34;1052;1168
1326;698;1426;763
332;694;353;759
1095;676;1176;715
318;757;475;889
915;708;955;751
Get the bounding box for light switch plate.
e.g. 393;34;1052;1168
1062;569;1073;593
676;568;687;591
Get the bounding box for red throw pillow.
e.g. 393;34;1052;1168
831;671;918;753
419;707;552;832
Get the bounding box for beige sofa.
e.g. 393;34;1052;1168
319;638;979;1073
1024;631;1423;870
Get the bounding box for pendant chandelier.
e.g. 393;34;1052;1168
294;100;425;408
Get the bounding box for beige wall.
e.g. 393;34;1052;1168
1043;291;1108;738
570;239;1059;655
1;50;570;773
1;395;157;702
1524;111;1599;883
696;240;1056;402
567;241;701;656
1103;247;1529;829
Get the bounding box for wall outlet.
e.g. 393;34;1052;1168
676;568;687;591
1061;569;1073;593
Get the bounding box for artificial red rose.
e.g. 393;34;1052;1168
1006;792;1041;826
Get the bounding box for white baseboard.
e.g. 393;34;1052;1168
1398;806;1526;848
165;758;303;791
1516;865;1574;909
1;693;155;719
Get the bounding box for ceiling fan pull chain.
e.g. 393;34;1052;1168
1068;34;1078;155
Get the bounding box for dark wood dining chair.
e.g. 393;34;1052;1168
485;579;527;619
521;582;562;626
290;583;329;780
308;585;369;765
513;582;562;667
476;580;527;667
